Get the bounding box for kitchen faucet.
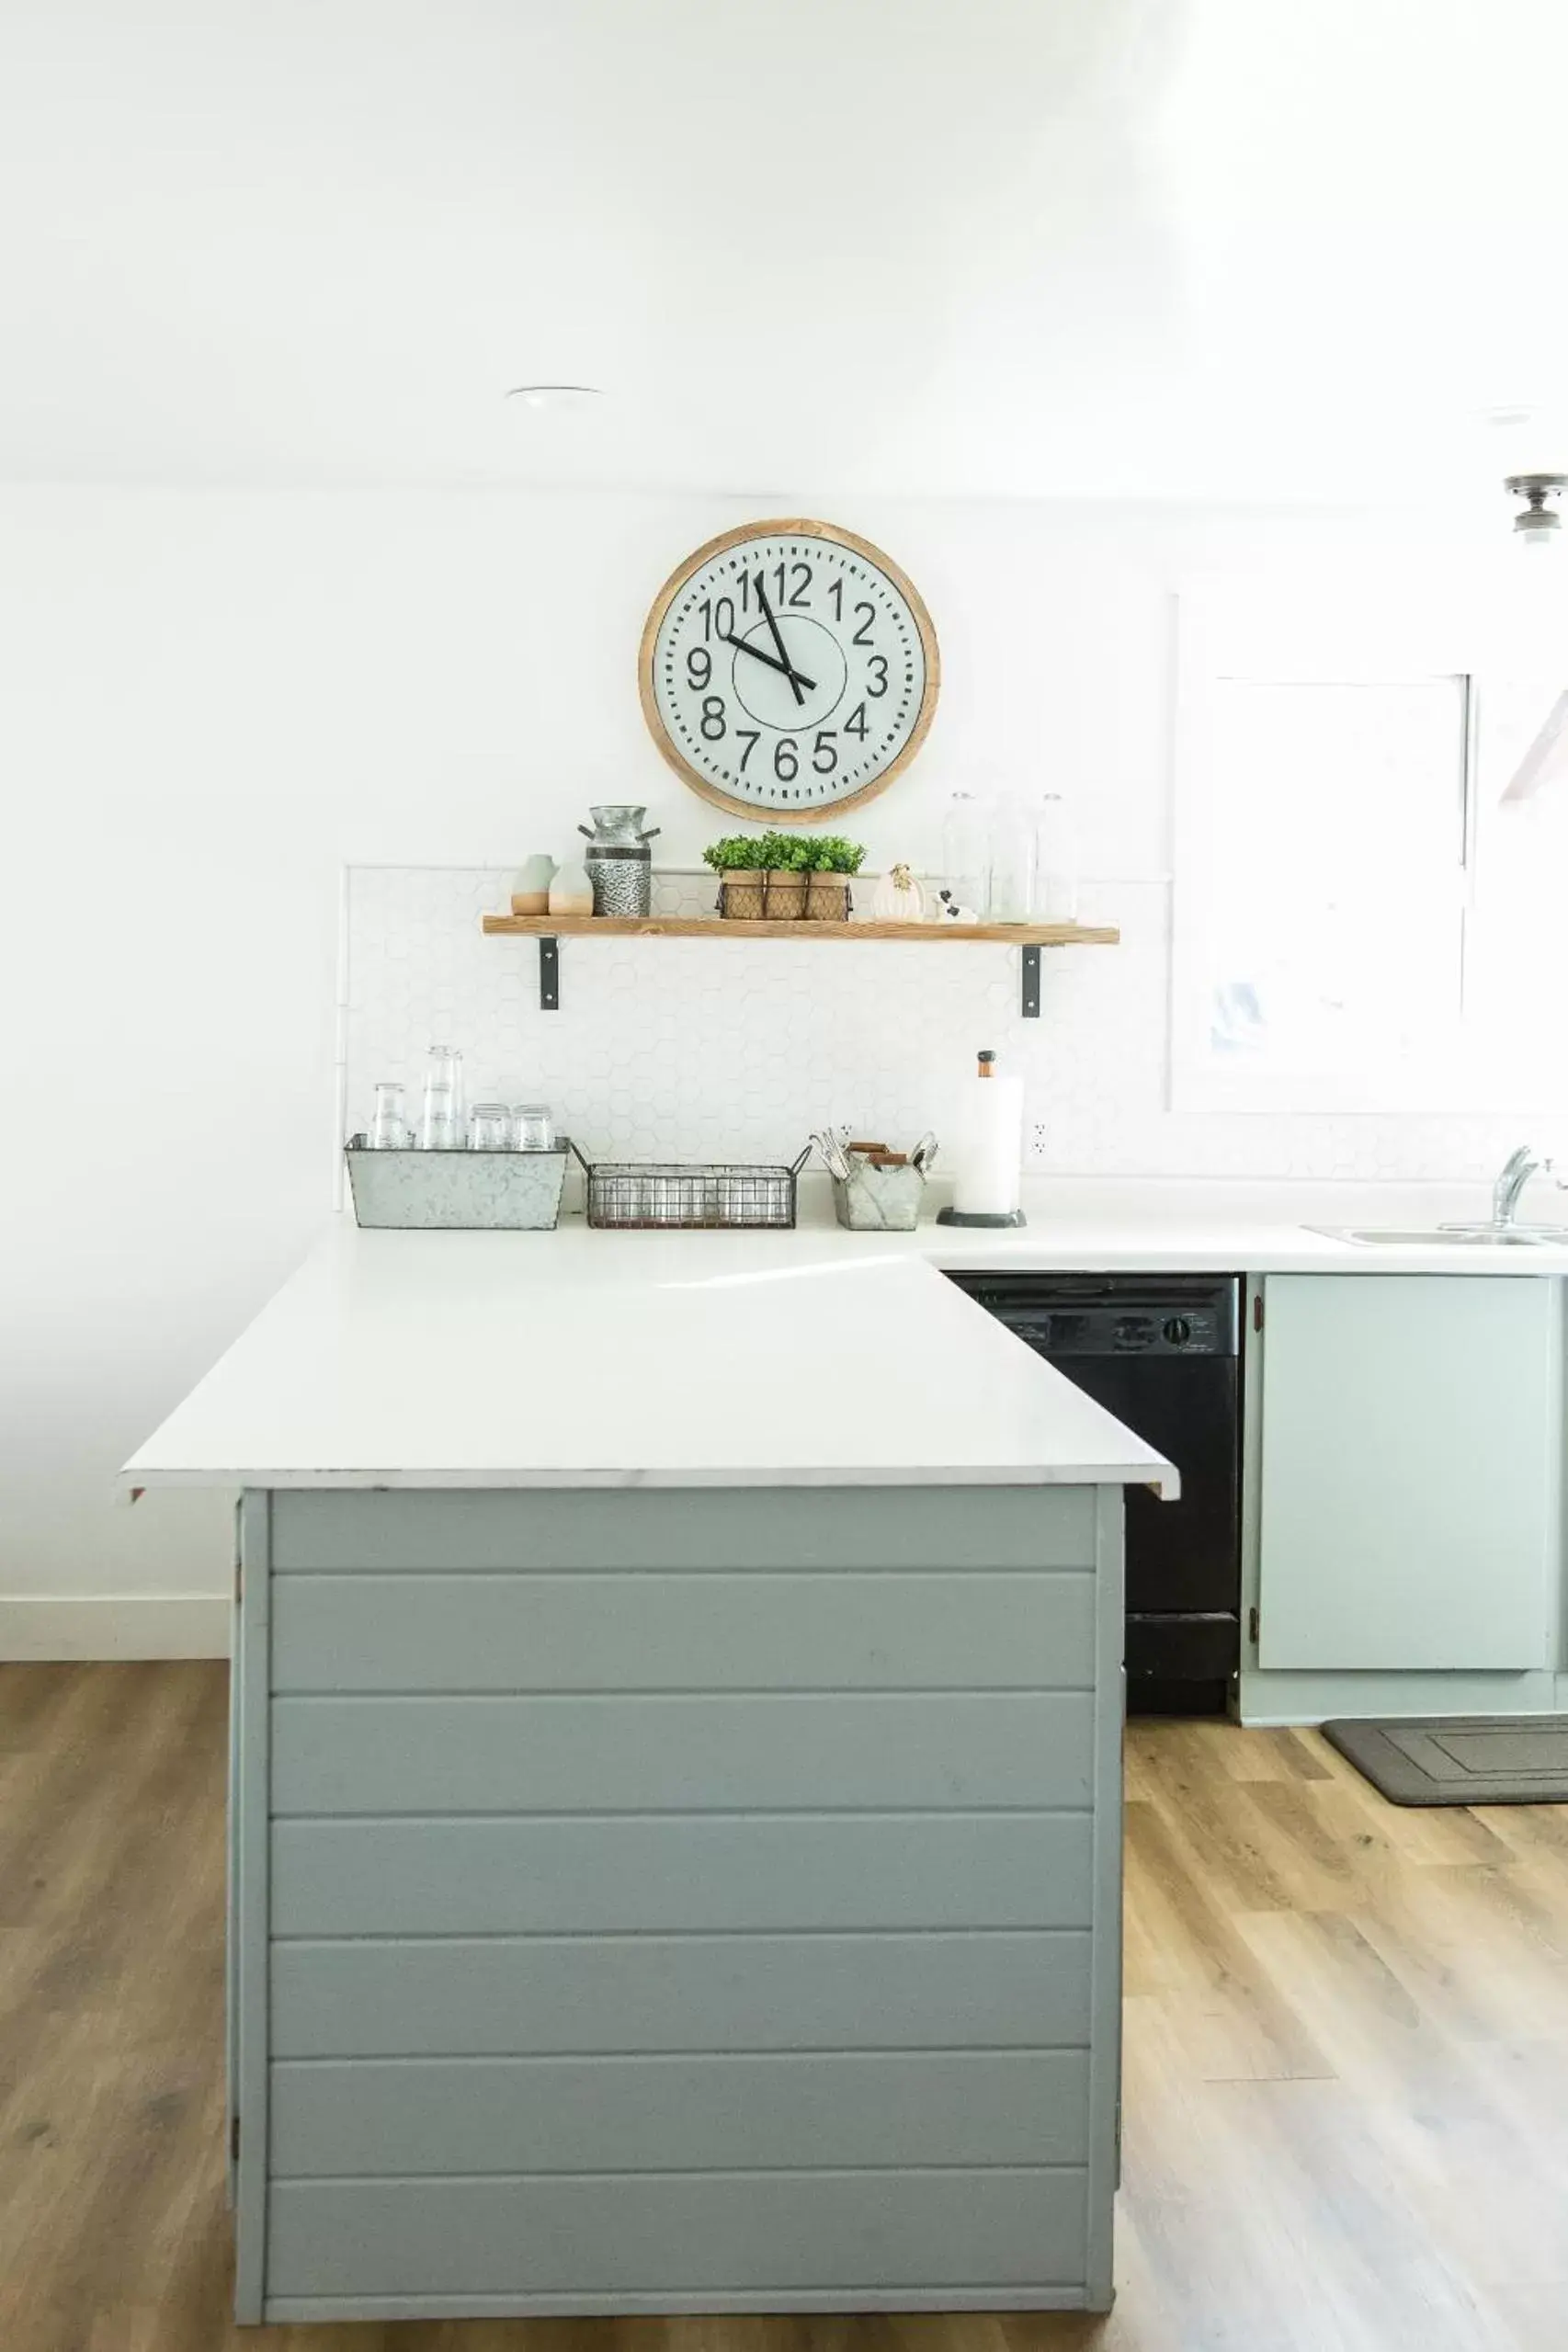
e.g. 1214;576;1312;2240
1493;1143;1554;1228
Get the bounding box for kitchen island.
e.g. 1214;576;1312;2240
125;1224;1174;2323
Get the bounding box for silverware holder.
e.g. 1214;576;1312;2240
346;1142;570;1230
573;1144;809;1230
831;1160;928;1233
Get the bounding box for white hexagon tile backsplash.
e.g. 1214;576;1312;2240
341;867;1551;1181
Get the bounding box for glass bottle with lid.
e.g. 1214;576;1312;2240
1032;793;1079;925
986;800;1036;924
940;791;992;920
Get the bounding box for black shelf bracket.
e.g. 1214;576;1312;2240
1020;943;1041;1017
539;936;560;1011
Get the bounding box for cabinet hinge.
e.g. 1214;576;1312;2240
1253;1293;1265;1334
1248;1604;1260;1645
231;2114;240;2161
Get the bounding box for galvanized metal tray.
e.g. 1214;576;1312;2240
345;1142;570;1231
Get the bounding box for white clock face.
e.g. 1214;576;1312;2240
642;522;937;819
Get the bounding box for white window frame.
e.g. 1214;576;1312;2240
1171;580;1565;1117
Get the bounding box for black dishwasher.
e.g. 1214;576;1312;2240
946;1272;1243;1714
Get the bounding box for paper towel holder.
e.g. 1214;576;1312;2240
937;1049;1028;1228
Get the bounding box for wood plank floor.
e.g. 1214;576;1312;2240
2;1665;1566;2350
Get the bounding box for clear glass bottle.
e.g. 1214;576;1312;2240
369;1081;407;1150
1032;794;1080;925
940;791;991;920
419;1045;464;1151
986;800;1036;924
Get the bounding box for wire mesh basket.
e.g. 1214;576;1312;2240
572;1144;810;1230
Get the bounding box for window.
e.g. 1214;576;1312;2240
1173;587;1568;1113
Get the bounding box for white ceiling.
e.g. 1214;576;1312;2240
2;0;1565;501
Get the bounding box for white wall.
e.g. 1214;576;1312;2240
0;483;1551;1651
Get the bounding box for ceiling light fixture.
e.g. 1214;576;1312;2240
1505;472;1566;551
505;383;604;412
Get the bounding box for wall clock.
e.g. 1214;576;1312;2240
639;517;940;823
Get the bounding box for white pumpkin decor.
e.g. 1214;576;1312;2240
870;861;928;923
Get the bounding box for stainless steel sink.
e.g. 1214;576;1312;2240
1308;1224;1568;1248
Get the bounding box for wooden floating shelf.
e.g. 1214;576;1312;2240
483;911;1118;1017
483;915;1119;944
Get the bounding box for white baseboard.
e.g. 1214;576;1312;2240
1236;1664;1564;1727
0;1595;230;1661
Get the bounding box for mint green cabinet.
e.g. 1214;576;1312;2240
1257;1276;1560;1672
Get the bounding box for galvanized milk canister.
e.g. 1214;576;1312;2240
578;803;660;917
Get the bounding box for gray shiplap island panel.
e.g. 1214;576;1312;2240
267;2168;1093;2306
267;1483;1101;1573
270;1690;1096;1812
272;1568;1097;1690
270;1928;1095;2056
272;1804;1095;1935
269;2049;1092;2175
236;1481;1126;2322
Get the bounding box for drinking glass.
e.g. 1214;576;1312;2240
469;1104;513;1151
369;1082;407;1150
513;1104;555;1151
420;1045;464;1151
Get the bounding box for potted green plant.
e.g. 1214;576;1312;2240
702;834;767;920
802;835;866;921
757;829;812;920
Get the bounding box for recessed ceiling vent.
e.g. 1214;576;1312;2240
505;384;604;412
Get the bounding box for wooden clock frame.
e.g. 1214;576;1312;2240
637;517;941;824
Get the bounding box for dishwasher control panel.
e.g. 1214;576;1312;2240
1007;1308;1226;1357
947;1275;1241;1360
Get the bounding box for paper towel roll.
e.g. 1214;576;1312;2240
953;1074;1023;1218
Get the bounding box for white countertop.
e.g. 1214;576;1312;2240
123;1219;1180;1494
123;1177;1568;1496
902;1175;1568;1278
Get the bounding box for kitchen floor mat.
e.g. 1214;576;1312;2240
1322;1714;1568;1806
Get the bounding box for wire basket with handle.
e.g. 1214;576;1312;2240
571;1143;810;1230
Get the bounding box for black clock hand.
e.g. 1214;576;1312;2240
753;574;806;708
721;632;817;694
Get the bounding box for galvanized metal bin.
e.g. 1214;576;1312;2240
345;1142;570;1231
831;1159;929;1233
